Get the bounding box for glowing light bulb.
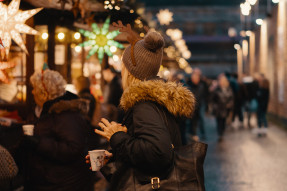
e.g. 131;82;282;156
41;32;48;40
58;32;65;40
113;55;119;62
75;46;81;53
74;32;81;40
234;44;241;50
110;46;117;53
272;0;280;3
256;19;263;25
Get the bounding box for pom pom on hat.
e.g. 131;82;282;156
143;31;164;52
122;30;165;80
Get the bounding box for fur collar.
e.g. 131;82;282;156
120;80;195;117
48;99;89;115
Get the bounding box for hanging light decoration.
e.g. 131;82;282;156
78;17;124;63
0;0;43;56
240;2;251;16
157;9;173;25
104;0;124;11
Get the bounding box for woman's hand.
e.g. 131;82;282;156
95;118;127;141
85;150;113;170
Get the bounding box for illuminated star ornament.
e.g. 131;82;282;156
0;0;43;56
157;9;173;25
79;17;124;63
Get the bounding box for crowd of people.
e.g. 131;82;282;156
0;24;270;191
172;70;270;143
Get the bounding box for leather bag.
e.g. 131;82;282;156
0;145;18;180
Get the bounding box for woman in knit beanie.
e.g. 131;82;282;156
93;22;195;190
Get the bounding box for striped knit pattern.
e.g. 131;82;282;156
122;39;163;80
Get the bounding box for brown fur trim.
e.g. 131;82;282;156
120;80;196;117
49;99;89;115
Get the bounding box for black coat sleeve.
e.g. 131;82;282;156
109;102;173;171
36;113;87;163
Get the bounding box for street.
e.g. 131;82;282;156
204;115;287;191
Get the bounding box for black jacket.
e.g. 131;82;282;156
257;88;269;112
102;79;195;191
26;92;93;191
212;87;234;118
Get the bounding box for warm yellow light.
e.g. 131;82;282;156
0;0;43;55
157;9;173;25
110;46;117;53
58;32;65;40
75;46;81;53
74;32;81;40
95;73;101;79
256;19;263;25
182;51;191;59
272;0;280;3
42;32;48;40
247;0;257;6
113;55;119;62
246;30;252;36
234;44;241;50
185;66;193;74
240;2;251;16
140;33;145;37
130;9;134;13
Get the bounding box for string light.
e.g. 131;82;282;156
41;33;48;40
157;9;173;25
234;44;241;50
74;32;81;40
256;19;263;25
103;0;123;10
58;32;65;40
240;2;251;16
75;46;81;53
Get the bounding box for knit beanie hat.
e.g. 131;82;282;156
122;31;164;80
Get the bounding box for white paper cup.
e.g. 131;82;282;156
22;125;34;136
88;150;106;171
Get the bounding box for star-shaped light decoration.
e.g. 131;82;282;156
78;17;124;63
157;9;173;25
0;0;43;56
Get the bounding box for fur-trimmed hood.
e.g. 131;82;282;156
120;80;196;117
48;99;89;115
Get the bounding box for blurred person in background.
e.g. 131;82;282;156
102;66;124;122
187;69;207;141
75;76;96;121
24;69;93;191
93;27;195;190
255;75;270;136
212;75;234;142
230;73;245;129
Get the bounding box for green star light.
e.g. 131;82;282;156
79;17;124;63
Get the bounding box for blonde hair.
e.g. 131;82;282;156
121;63;141;90
30;69;67;100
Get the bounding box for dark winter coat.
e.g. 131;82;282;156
78;89;96;120
257;88;269;112
212;87;234;118
27;92;93;191
187;80;207;108
102;79;195;191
